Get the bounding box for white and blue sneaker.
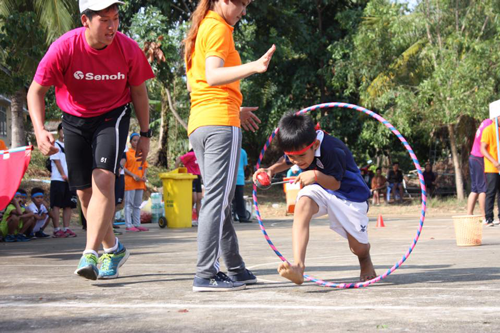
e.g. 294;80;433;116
193;272;246;292
74;253;99;280
98;243;130;279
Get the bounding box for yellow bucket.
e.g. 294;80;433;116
159;168;197;228
452;215;483;246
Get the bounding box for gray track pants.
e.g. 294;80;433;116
190;126;246;278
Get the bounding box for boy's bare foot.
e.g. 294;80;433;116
277;262;305;285
359;255;377;282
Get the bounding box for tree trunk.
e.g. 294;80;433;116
157;86;169;168
10;88;26;148
448;124;465;200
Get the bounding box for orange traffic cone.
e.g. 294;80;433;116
376;214;385;228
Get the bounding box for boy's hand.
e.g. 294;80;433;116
253;168;273;183
293;170;316;187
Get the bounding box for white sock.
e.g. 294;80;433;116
54;228;60;232
104;237;120;253
63;227;68;232
83;249;98;257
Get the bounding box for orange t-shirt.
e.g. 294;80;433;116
0;139;7;151
481;123;500;173
186;10;243;135
124;148;148;191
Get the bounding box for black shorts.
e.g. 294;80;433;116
115;174;125;205
50;181;77;209
193;175;202;193
62;105;131;190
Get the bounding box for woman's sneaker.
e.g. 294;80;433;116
193;272;246;292
98;243;130;279
228;269;257;284
74;253;99;280
53;230;68;238
136;226;149;231
126;227;140;232
65;229;77;237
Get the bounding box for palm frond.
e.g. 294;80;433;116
34;0;76;44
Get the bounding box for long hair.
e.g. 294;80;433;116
183;0;215;71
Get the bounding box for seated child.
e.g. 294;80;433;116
254;112;376;284
0;189;36;242
27;188;51;238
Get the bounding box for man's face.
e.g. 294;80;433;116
82;6;120;49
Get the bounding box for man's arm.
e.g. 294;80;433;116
27;81;59;156
481;141;500;170
130;82;150;164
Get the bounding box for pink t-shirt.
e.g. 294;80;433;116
180;151;200;175
34;27;154;118
471;118;493;157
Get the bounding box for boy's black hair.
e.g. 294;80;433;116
82;4;119;21
376;167;382;171
277;112;317;153
18;189;27;195
392;161;399;166
31;187;45;196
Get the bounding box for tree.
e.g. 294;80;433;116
0;0;77;147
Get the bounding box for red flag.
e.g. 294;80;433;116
0;146;32;211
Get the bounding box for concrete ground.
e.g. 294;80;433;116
1;212;499;332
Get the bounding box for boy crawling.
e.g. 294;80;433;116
254;112;377;284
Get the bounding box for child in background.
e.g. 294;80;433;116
254;112;376;285
0;190;36;242
27;188;51;238
286;164;302;178
124;133;149;232
175;148;202;226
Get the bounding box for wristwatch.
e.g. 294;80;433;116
140;129;153;138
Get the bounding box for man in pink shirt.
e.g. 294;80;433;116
27;0;155;280
467;118;493;220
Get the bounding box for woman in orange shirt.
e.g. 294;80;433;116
183;0;275;292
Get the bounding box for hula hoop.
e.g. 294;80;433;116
252;102;427;288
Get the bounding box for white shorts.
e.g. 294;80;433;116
296;184;369;244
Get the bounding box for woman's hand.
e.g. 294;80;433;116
253;44;276;74
240;107;261;132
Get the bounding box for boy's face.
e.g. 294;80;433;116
32;195;44;207
12;194;22;203
285;140;320;170
393;164;399;171
130;136;139;149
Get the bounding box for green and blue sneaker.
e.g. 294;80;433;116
98;243;130;279
74;253;99;280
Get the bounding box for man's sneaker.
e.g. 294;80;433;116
53;230;68;238
4;235;17;242
228;269;257;284
15;234;31;242
193;272;246;292
493;220;500;226
35;231;50;238
74;253;99;280
484;220;495;227
136;226;149;231
98;243;130;279
65;229;77;237
192;220;198;227
126;227;141;232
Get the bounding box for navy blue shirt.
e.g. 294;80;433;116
286;131;370;203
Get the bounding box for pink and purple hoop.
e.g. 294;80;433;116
252;102;427;288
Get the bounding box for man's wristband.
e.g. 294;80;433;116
140;129;153;138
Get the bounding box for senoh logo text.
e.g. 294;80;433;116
73;71;125;81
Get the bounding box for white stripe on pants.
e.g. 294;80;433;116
125;189;143;228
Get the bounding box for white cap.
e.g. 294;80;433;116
79;0;124;13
